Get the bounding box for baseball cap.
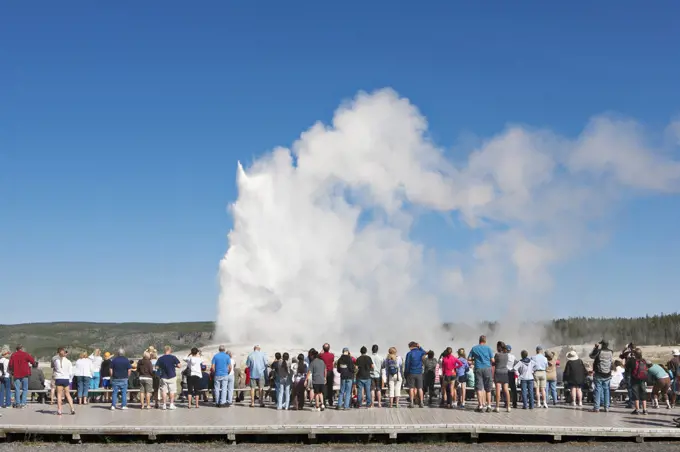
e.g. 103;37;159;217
506;344;512;351
342;347;349;353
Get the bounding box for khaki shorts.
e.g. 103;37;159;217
139;377;153;394
250;378;264;389
160;377;177;394
534;371;547;389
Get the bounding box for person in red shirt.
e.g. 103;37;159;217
318;343;335;407
8;344;35;408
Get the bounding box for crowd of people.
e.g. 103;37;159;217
1;336;680;422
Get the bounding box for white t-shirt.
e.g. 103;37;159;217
185;356;203;377
53;356;74;380
0;357;9;378
89;355;103;373
74;358;93;377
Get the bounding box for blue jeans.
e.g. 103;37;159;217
520;380;535;409
214;375;228;405
111;379;128;408
90;372;100;390
276;381;290;409
357;379;372;407
0;378;11;407
77;376;91;398
339;379;352;409
593;376;611;410
547;380;558;404
226;373;234;405
13;377;28;406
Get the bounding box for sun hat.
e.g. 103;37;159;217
103;352;111;359
672;349;680;357
566;351;578;361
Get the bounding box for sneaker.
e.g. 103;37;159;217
169;404;177;410
110;406;116;411
418;403;424;408
571;402;576;407
631;409;639;415
589;408;600;413
543;403;548;409
493;407;500;413
506;406;512;413
161;404;167;410
642;410;649;415
475;406;484;413
485;406;492;413
121;406;128;410
603;407;609;413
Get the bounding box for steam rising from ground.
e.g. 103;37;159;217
217;89;680;350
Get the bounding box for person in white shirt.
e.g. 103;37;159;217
74;352;94;405
52;347;75;415
88;349;103;391
226;350;235;406
0;350;11;409
184;348;203;409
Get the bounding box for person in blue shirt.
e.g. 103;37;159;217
211;345;232;408
404;341;426;408
246;345;268;408
155;346;181;410
468;335;495;412
532;346;549;409
109;348;132;411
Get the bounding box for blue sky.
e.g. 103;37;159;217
2;1;679;324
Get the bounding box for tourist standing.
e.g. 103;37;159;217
8;344;35;408
276;352;292;410
185;348;203;409
0;350;11;409
423;350;438;406
532;346;549;409
440;348;459;408
319;344;335;408
336;347;355;410
667;350;680;408
506;345;518;409
88;349;103;392
370;345;384;408
291;354;308;410
28;361;46;403
211;345;232;407
455;348;470;409
100;352;112;403
246;345;267;408
514;350;536;410
563;351;587;407
156;346;181;410
355;346;373;408
493;342;511;413
648;360;671;410
137;352;155;409
545;351;558;406
468;336;494;412
308;349;326;411
110;349;131;411
629;348;649;415
589;340;613;413
226;350;235;406
74;352;93;405
405;341;426;408
52;347;75;415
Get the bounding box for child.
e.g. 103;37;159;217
514;350;536;409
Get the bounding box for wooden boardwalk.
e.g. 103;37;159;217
2;403;680;442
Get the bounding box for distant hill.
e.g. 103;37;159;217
0;322;215;360
3;313;680;361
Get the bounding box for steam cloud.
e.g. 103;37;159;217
217;88;680;350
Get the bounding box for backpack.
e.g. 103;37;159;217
386;359;399;376
632;360;648;381
595;350;613;375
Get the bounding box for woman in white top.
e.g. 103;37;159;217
184;347;203;409
74;352;94;405
52;347;75;415
88;349;103;391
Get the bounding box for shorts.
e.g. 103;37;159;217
371;378;382;389
631;381;647;401
249;378;264;389
139;377;153;394
494;370;509;385
653;378;671;397
534;371;547;389
457;375;468;384
187;375;201;396
474;367;493;392
312;384;325;394
160;377;177;394
55;379;70;388
102;378;111;389
441;375;455;385
407;373;423;389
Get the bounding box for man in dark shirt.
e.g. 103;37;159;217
336;348;355;410
355;346;374;408
110;348;131;411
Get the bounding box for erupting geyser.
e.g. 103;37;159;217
217;88;680;349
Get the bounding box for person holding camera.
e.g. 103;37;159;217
620;343;636;409
589;340;614;412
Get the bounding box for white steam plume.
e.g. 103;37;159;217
217;88;680;350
